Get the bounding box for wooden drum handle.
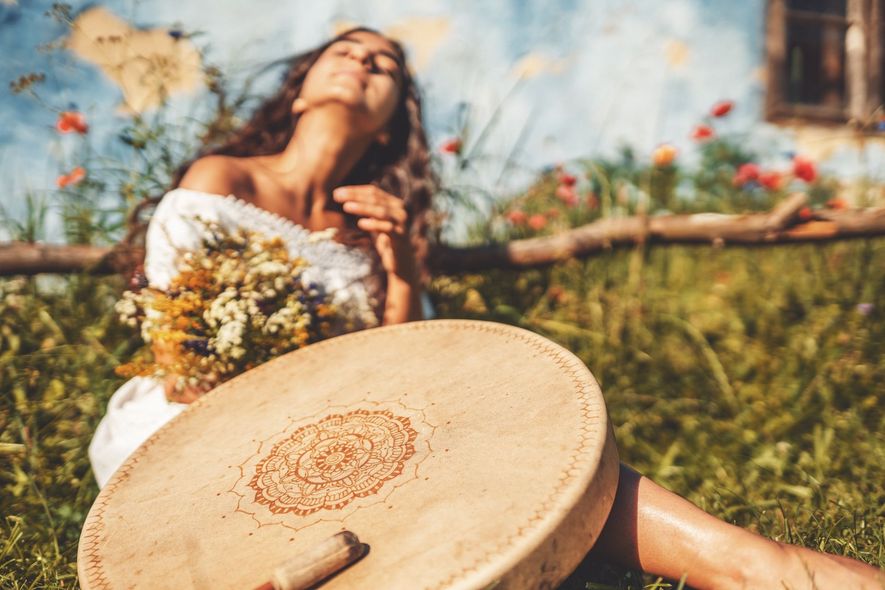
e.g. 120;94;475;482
252;531;368;590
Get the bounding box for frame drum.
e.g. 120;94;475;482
78;319;619;589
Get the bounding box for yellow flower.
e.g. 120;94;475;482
652;144;678;167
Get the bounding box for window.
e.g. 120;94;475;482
766;0;884;126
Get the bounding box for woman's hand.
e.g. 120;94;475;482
163;374;207;404
152;340;210;403
332;184;423;324
332;185;416;279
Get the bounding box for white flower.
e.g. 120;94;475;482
212;319;245;357
140;312;158;343
114;291;139;322
252;261;288;277
205;287;244;328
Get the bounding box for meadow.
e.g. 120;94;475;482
1;235;882;588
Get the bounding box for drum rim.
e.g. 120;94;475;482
78;319;614;590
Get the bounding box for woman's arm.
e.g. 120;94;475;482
383;264;424;324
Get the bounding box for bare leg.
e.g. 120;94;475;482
589;463;885;589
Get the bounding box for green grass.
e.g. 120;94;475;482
1;240;883;588
431;240;885;586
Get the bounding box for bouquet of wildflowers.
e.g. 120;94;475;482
114;217;338;402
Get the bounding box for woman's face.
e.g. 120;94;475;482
297;31;404;135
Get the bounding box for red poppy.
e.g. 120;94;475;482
825;197;848;210
68;166;86;183
711;100;734;118
557;172;577;187
528;214;547;230
652;144;677;167
440;138;462;155
732;163;760;187
56;166;86;188
691;124;715;141
555;184;579;206
758;170;783;191
798;206;813;220
56;111;89;134
505;209;527;225
792;156;817;183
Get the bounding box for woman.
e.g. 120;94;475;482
89;27;430;484
89;27;882;589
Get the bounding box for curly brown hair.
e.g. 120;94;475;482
120;26;437;284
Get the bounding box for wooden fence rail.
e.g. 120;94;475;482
1;194;883;276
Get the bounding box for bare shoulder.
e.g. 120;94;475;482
177;155;254;197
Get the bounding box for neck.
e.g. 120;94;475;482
257;105;376;218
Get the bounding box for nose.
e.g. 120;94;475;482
347;45;373;68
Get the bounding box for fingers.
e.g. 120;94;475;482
342;201;407;227
356;217;398;234
333;184;380;202
333;185;407;235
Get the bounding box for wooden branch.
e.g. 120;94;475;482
0;242;140;276
1;199;884;277
430;200;885;273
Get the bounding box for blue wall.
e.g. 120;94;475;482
1;0;882;240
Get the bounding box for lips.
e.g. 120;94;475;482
335;70;368;88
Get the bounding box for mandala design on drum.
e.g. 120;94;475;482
248;409;418;516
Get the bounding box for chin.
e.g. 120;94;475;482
308;97;375;129
305;85;358;108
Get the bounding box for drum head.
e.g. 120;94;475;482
79;319;618;589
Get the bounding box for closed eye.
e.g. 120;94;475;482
371;61;398;78
374;58;400;78
330;39;403;83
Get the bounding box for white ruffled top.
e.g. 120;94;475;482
88;187;386;488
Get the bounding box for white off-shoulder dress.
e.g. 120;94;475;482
88;187;390;488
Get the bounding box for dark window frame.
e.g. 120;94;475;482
766;0;883;127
